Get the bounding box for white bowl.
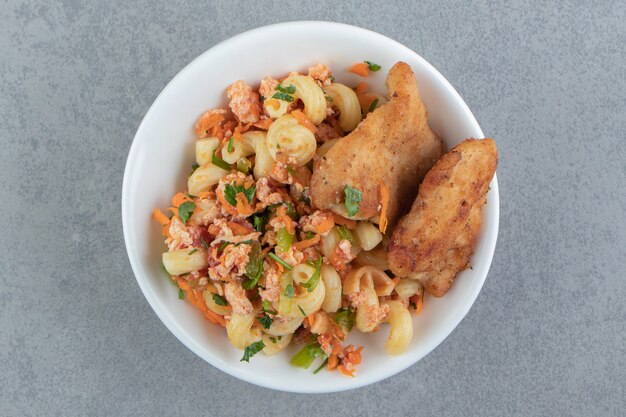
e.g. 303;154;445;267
122;21;499;393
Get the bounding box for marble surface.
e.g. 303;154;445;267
1;1;624;416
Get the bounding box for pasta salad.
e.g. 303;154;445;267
153;62;424;377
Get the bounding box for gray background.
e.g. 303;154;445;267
1;0;624;416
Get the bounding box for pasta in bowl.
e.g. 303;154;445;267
122;21;499;393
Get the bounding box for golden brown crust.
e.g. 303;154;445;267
309;62;444;227
387;138;498;297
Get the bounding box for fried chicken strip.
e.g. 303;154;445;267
388;138;498;297
310;62;444;227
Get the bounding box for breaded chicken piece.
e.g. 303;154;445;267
310;62;444;227
387;138;498;297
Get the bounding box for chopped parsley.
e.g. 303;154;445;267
304;231;316;240
178;288;185;300
217;241;230;254
252;212;268;232
269;336;277;343
212;293;228;306
336;225;355;244
189;162;200;177
227;137;235;152
276;84;296;94
199;237;209;249
364;61;381;71
335;308;356;332
177;201;196;224
367;98;379;113
284;283;295;298
188;248;198;255
297;304;307;317
243;242;263;290
259;315;273;329
240;341;265;362
268;252;292;271
344;185;362;217
299;193;311;205
302;257;322;292
272;91;295;102
211;151;231;171
223;182;256;206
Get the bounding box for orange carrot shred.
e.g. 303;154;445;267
171;192;192;208
293;235;321;251
348;62;369;77
253;118;273;130
378;180;390;233
291;110;317;133
227;221;254;236
355;82;369;94
153;208;171;226
195;111;225;136
332;213;357;229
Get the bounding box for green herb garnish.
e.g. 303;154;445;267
252;212;268;232
200;237;209;249
259;315;273;329
240;341;265;362
212;293;228;306
262;300;277;315
227;137;234;152
367;98;379;113
272;91;294;102
297;304;307;316
343;185;362;217
242;242;263;290
223;182;256;206
269;336;277;343
364;61;381;71
304;231;316;240
284;283;295;298
178;201;196;224
313;358;329;374
276;84;296;94
178;288;185;299
236;158;249;174
302;257;322;292
189;162;200;177
336;225;355;244
217;241;230;254
188;248;199;255
268;252;292;271
211;151;231;171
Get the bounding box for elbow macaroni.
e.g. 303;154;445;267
323;83;362;132
353;221;383;251
343;265;395;297
188;163;229;195
266;114;317;166
282;74;327;125
381;300;413;355
195;137;220;165
162;248;208;276
221;131;257;164
226;313;261;350
320;265;342;312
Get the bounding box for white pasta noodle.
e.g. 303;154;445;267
282;74;327;125
354;246;390;270
394;279;422;300
343;265;395;297
188;163;229;195
261;332;293;355
249;131;276;179
355;286;381;333
162;248;208;276
195;137;220;165
263;315;303;336
381;300;413;355
266;114;317;166
320;264;342;313
290;263;316;285
221;131;258;164
353;221;383;251
323;83;362;132
318;227;341;258
277;264;326;317
226;313;261;350
202;287;232;316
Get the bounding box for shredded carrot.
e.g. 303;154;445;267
240;122;252;133
197;191;213;200
216;192;238;216
291;110;317;133
411;293;424;315
232;126;244;142
378;180;390;233
171;192;193;208
177;280;191;291
235;193;255;217
293;234;321;251
391;277;400;287
357;93;377;110
355;82;369;94
332;213;357;229
186;289;226;327
328;354;339;370
253;118;273;130
348;62;369;77
337;364;355;377
312;211;335;234
167;207;179;218
161;223;170;237
227;221;254;236
152;208;170;226
195;111;225;136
